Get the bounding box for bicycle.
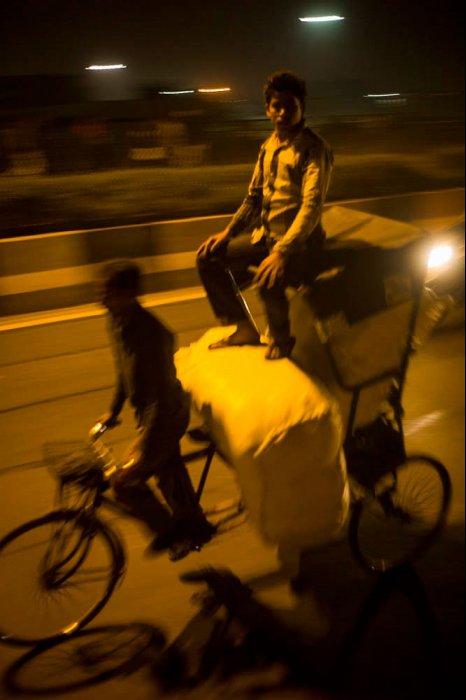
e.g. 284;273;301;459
0;423;242;648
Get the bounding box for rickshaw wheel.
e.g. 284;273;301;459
349;455;451;573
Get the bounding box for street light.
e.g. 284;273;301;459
299;16;345;22
198;87;231;93
159;90;195;95
85;64;127;71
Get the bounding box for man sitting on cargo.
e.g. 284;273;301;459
196;70;334;360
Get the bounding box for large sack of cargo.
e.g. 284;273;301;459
175;328;350;549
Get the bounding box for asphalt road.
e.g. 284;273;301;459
0;300;464;699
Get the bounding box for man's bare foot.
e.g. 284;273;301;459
264;336;295;360
209;325;261;349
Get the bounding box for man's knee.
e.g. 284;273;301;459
196;252;222;276
112;478;141;504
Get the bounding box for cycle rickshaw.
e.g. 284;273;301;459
0;209;452;647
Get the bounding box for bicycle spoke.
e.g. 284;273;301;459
0;512;123;645
49;569;115;588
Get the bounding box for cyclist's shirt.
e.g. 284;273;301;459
108;302;188;441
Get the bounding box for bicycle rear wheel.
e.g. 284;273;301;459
0;510;125;646
349;455;451;572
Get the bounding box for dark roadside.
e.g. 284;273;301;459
1;118;464;237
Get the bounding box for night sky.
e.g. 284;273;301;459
1;0;464;99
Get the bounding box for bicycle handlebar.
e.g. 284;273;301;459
89;422;108;441
88;419;121;442
88;422;119;479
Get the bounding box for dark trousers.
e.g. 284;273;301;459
196;234;324;342
113;401;204;536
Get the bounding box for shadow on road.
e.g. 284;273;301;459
2;622;165;696
2;524;463;699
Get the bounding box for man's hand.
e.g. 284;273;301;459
197;230;231;258
112;440;144;494
253;251;286;289
98;411;120;429
112;463;141;493
123;438;143;464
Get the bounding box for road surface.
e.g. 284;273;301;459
0;298;464;699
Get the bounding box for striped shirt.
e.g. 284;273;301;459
226;125;334;256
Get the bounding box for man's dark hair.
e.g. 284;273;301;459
100;259;142;294
263;71;307;109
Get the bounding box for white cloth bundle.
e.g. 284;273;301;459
175;328;350;549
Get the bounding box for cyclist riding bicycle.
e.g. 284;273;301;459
96;259;215;561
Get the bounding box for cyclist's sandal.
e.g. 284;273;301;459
168;520;217;562
148;522;187;555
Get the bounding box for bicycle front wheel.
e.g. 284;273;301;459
0;510;125;646
349;455;451;573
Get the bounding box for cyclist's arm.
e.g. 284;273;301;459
136;401;159;463
108;377;126;422
130;325;166;462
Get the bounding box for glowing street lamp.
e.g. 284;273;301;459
299;16;345;22
198;87;231;93
85;64;127;71
364;93;401;98
159;90;196;95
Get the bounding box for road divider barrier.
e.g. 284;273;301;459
1;188;463;317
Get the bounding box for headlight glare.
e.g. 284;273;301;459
428;245;454;269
